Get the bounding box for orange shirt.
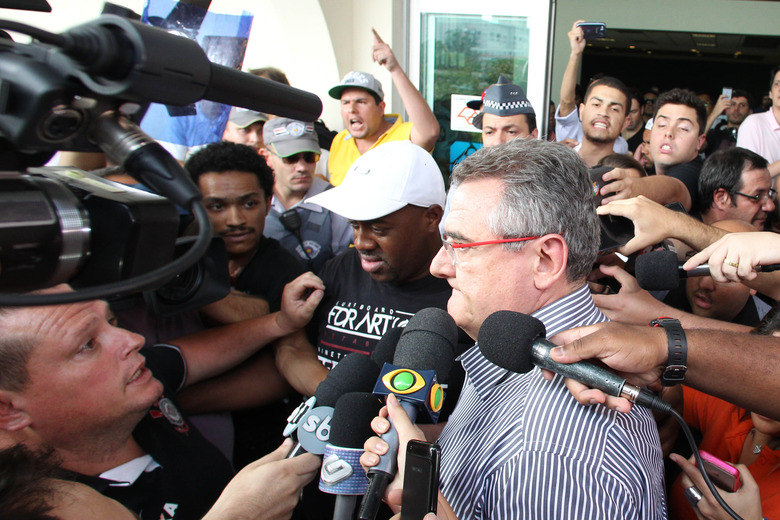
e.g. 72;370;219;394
669;386;780;520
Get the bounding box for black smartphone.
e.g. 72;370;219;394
577;22;607;40
401;440;441;520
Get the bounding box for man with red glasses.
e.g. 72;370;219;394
260;118;352;272
362;138;665;519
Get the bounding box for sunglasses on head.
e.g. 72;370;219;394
281;152;319;164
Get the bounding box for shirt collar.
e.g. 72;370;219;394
272;177;330;213
461;284;604;397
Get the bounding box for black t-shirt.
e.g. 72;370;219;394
232;236;305;468
625;129;644;153
308;248;466;416
235;236;305;312
704;124;738;157
297;248;465;520
309;248;457;365
75;345;234;520
664;157;704;213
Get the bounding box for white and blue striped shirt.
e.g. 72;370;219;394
437;285;666;519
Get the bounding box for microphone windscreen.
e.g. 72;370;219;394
477;310;544;374
314;353;380;407
371;326;402;367
635;249;680;290
393;307;458;381
329;392;383;448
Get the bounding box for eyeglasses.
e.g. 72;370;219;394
441;236;539;266
732;188;777;204
281;152;319;164
643;98;656;105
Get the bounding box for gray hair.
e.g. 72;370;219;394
0;308;34;391
451;138;599;282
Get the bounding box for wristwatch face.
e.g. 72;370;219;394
661;365;686;384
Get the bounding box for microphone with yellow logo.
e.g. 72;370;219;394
359;307;458;520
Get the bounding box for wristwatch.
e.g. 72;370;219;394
650;317;687;386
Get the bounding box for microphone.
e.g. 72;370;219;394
477;311;671;413
284;325;401;457
60;15;322;121
286;353;380;458
320;392;383;520
358;308;458;520
635;249;780;290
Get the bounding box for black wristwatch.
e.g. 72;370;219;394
650;317;687;386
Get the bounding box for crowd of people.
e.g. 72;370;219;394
1;14;779;520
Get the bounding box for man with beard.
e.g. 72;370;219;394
622;90;645;153
556;20;630;166
704;90;752;157
327;30;440;185
467;75;538;147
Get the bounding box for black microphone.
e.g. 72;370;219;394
358;308;458;520
635;249;780;291
60;15;322;121
286;353;380;458
477;311;672;413
370;325;403;368
320;392;383;520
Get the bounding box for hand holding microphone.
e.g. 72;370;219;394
477;311;672;414
358;308;458;520
683;231;780;285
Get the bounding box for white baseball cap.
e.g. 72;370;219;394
306;141;445;221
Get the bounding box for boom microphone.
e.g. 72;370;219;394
635;249;780;290
358;308;458;520
477;311;672;413
59;15;322;121
320;392;383;520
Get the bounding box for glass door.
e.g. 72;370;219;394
409;0;553;174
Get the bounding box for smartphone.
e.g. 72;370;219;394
722;87;733;100
577;22;607;40
700;450;741;492
401;440;441;520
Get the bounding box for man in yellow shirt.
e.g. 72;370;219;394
327;30;440;185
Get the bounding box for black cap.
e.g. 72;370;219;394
467;75;535;129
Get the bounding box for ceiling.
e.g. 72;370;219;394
586;27;780;65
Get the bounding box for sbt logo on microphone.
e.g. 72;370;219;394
373;364;444;422
296;406;334;454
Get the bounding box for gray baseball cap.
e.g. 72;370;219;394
263;118;320;157
328;71;385;101
228;107;268;128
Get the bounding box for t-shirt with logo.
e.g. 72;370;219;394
307;248;466;419
72;344;234;520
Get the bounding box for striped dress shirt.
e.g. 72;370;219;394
437;284;667;519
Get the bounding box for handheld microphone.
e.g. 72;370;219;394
477;311;671;413
635;249;780;291
285;325;401;457
320;392;383;520
358;308;458;520
286;353;380;458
